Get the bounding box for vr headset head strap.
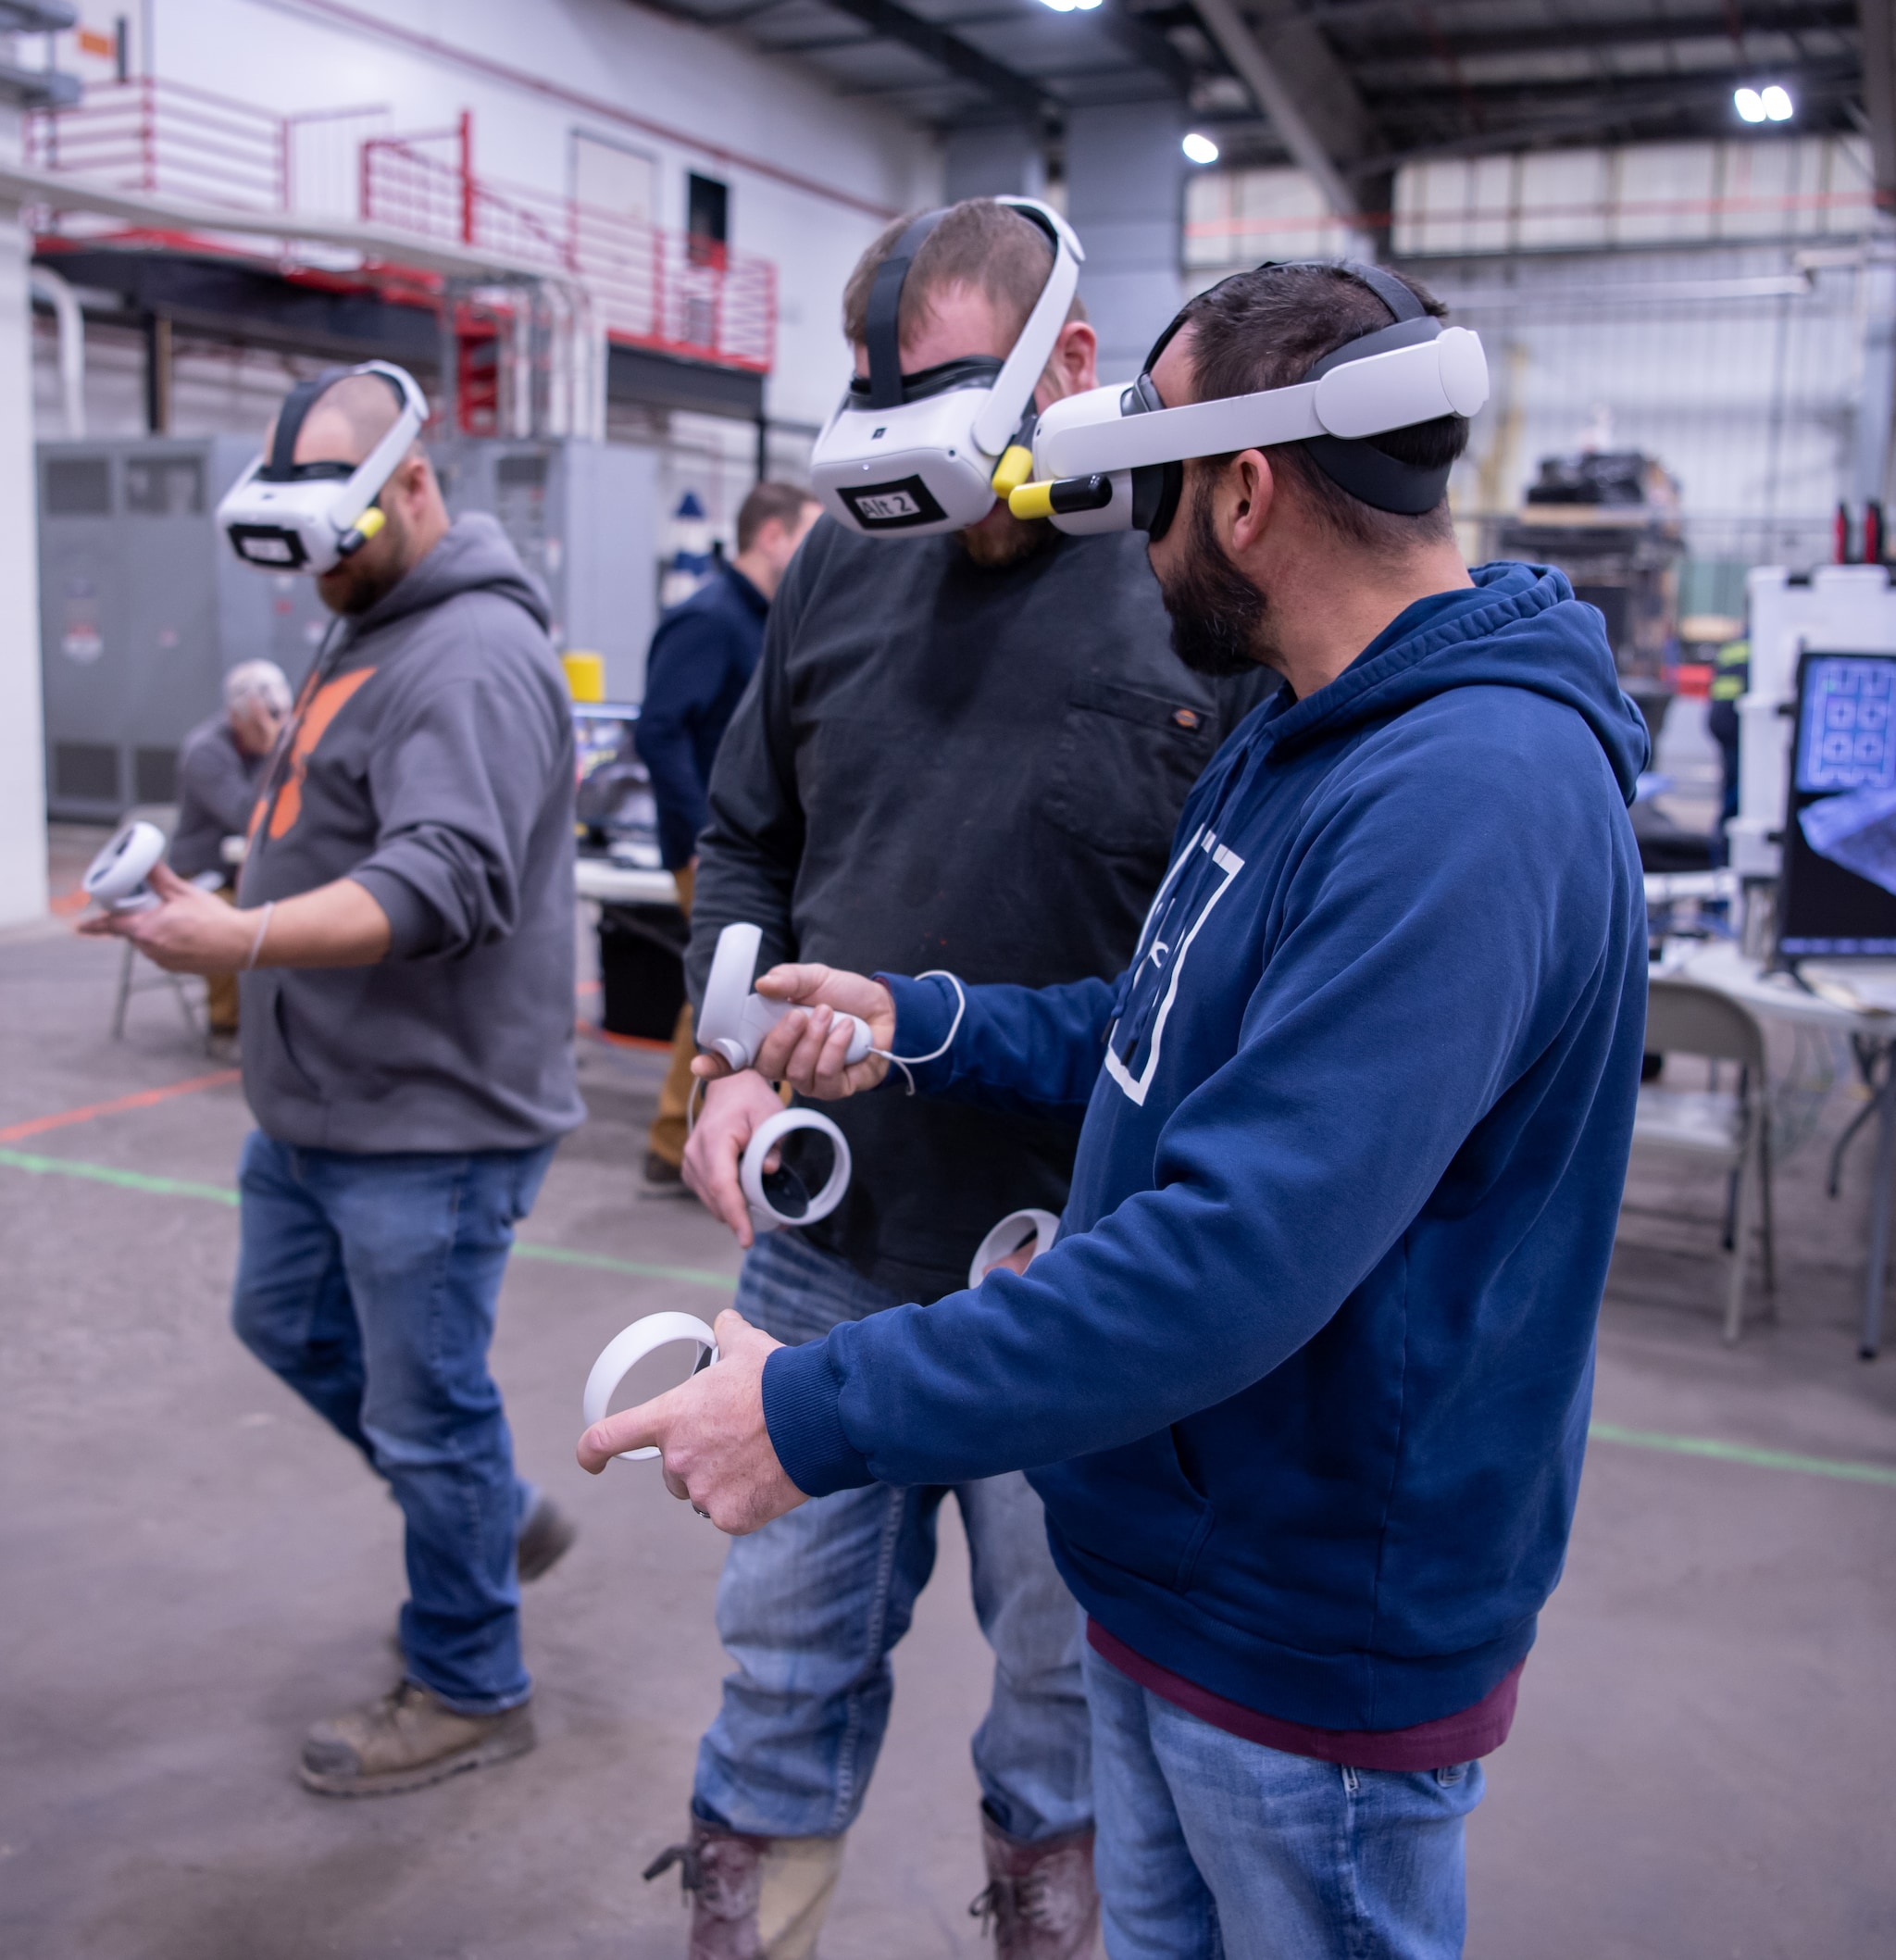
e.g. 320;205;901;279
865;209;950;412
261;363;417;484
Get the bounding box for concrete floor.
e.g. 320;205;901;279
4;830;1894;1959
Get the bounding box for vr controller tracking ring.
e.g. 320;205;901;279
742;1107;853;1233
582;1311;721;1466
968;1208;1062;1291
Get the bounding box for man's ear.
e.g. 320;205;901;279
1038;318;1098;406
1226;450;1277;556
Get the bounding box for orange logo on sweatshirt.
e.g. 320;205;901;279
253;668;379;842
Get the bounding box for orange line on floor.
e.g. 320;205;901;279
49;889;91;917
0;1068;243;1144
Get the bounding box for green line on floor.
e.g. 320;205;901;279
1590;1421;1896;1487
0;1145;240;1205
0;1145;739;1292
511;1242;738;1292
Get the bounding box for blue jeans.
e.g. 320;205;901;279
231;1130;555;1714
694;1230;1091;1842
1085;1644;1485;1960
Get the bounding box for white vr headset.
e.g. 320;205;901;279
216;360;429;573
810;198;1084;537
1006;261;1489;538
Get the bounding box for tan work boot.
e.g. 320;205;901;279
969;1810;1101;1959
298;1680;535;1797
644;1818;845;1960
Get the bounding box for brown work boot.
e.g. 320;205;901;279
298;1680;535;1797
644;1818;844;1960
969;1810;1100;1959
516;1492;579;1583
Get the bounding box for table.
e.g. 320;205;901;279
573;859;680;908
1665;942;1896;1356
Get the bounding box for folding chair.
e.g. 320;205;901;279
1628;977;1776;1342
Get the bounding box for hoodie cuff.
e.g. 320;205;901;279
348;867;445;961
762;1340;874;1497
873;971;963;1094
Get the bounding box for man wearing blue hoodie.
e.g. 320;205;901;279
582;263;1649;1958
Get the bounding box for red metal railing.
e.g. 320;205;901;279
27;87;777;377
361;118;775;373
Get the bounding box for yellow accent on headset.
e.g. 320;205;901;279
352;507;387;543
991;445;1036;498
1007;481;1056;520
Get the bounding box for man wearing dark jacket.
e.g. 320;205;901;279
586;264;1650;1958
635;481;819;1184
661;200;1268;1956
89;372;584;1798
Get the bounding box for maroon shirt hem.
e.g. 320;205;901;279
1087;1620;1523;1774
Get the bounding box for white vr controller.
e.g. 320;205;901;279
968;1208;1060;1290
699;922;874;1072
582;1311;720;1466
83;820;168;913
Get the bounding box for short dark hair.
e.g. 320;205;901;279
842;197;1084;349
1176;263;1469;550
736;481;817;555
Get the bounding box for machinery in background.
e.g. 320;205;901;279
1500;448;1685;690
38;436;334;822
39;435;662;824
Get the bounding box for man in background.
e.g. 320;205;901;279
634;481;819;1188
85;368;583;1798
169;657;292;1036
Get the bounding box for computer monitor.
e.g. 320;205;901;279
1778;650;1896;958
572;701;662;865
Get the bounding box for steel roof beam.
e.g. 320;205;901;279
1334;6;1854;67
816;0;1055;119
1188;0;1386;231
1864;0;1896;215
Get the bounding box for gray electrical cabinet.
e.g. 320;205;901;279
38;433;664;823
37;435;336;821
435;439;661;702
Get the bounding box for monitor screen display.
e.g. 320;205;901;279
573;703;662;865
1778;651;1896;957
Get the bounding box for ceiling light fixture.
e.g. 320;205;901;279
1181;131;1220;165
1735;83;1793;123
1038;0;1104;12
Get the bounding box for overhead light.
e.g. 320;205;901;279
1038;0;1103;11
1735;83;1793;123
1181;131;1220;165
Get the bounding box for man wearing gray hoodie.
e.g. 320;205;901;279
88;372;585;1795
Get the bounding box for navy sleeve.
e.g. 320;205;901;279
762;717;1631;1496
635;608;734;871
879;970;1116;1123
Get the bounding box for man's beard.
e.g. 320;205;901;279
959;506;1055;568
1156;480;1273;678
316;505;412;617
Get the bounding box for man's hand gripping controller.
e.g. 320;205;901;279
698;923;874;1070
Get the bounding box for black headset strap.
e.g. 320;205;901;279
261;365;411;481
865;210;949;412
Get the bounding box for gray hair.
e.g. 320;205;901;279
224;659;292;718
